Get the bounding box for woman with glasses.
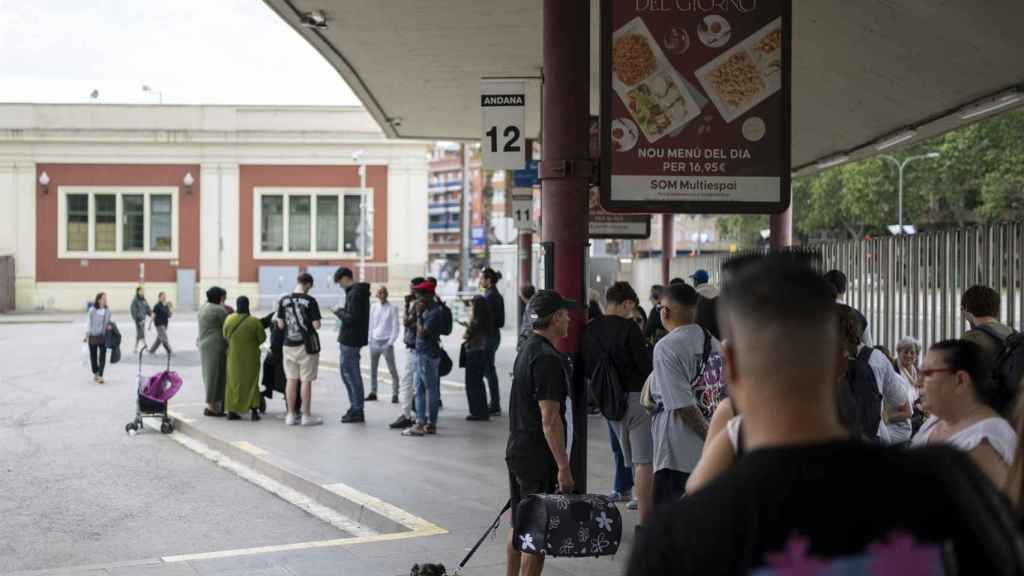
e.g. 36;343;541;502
912;339;1017;489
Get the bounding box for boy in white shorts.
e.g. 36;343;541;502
277;272;323;426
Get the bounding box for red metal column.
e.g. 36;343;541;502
542;0;589;490
661;213;673;285
770;206;793;250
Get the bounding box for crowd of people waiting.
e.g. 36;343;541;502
503;255;1024;576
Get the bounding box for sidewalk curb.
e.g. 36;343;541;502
165;414;416;536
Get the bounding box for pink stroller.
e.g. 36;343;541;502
125;345;182;434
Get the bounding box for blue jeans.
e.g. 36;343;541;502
609;421;633;495
484;333;501;411
415;353;441;425
340;345;364;414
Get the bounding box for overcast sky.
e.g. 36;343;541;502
0;0;359;106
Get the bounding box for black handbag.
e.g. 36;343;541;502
290;299;321;355
513;494;622;558
439;348;453;377
458;341;467;368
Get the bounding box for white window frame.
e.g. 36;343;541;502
253;187;374;260
57;186;179;260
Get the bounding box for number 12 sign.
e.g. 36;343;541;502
481;80;526;170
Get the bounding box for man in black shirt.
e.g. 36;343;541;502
147;291;173;355
582;281;654;525
506;289;575;576
644;284;667;346
628;254;1024;576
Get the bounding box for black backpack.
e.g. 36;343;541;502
838;347;883;442
976;325;1024;418
437;300;454;336
588;331;628;421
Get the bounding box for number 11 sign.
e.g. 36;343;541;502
481;80;526;170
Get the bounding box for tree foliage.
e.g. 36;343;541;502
718;110;1024;248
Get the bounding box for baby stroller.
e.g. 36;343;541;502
125;341;183;435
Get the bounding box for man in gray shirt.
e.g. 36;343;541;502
650;282;720;506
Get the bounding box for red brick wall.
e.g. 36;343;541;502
36;164;200;282
237;165;388;283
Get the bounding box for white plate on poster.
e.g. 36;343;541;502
611;118;640;152
695;17;783;123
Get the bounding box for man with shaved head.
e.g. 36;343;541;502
628;254;1024;575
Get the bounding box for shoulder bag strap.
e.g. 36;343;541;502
976;324;1009;347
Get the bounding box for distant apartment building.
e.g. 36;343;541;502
0;103;429;311
426;144;507;282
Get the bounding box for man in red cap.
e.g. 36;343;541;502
402;279;446;436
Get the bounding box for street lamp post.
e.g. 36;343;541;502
353;150;367;280
879;152;940;229
141;85;163;104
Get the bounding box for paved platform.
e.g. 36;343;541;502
1;315;634;575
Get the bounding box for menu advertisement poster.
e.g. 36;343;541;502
600;0;791;214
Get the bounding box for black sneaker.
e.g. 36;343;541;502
389;415;414;429
365;393;378;402
391;394;399;404
466;414;490;422
489;406;501;416
227;412;242;421
341;412;365;423
251;409;261;422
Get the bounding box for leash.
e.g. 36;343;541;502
452;499;511;575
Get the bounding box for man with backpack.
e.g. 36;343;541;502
402;280;448;437
835;309;911;444
333;267;371;423
582;281;654;524
961;284;1023;416
648;282;723;506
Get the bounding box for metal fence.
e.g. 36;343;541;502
0;256;12;312
819;223;1024;352
629;223;1024;352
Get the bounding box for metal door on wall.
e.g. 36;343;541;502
258;266;300;311
176;269;196;311
307;265;344;310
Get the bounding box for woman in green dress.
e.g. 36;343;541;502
223;296;266;421
198;287;229;417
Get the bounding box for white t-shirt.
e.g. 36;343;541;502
726;415;743;454
912;415;1018;464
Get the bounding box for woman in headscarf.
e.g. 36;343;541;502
223;296;266;421
198;287;229;417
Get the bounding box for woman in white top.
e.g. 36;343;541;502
912;339;1017;490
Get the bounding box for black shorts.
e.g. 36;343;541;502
508;462;557;531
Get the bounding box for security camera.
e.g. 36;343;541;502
300;11;328;30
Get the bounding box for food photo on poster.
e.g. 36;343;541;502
601;0;791;214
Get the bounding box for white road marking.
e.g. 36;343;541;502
146;420;377;538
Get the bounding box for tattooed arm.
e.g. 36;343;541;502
676;406;709;440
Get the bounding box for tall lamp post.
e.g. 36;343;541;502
352;150;367;280
141;85;163;103
879;152;940;230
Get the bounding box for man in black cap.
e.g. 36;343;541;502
506;289;576;576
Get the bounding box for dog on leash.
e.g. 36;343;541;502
410;563;447;576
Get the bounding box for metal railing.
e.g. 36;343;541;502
819;223;1024;352
629;223;1024;352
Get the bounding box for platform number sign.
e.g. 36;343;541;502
512;191;535;230
481;80;526;170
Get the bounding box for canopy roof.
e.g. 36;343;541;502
266;0;1024;174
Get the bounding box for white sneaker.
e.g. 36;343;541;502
285;413;298;426
301;415;323;427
